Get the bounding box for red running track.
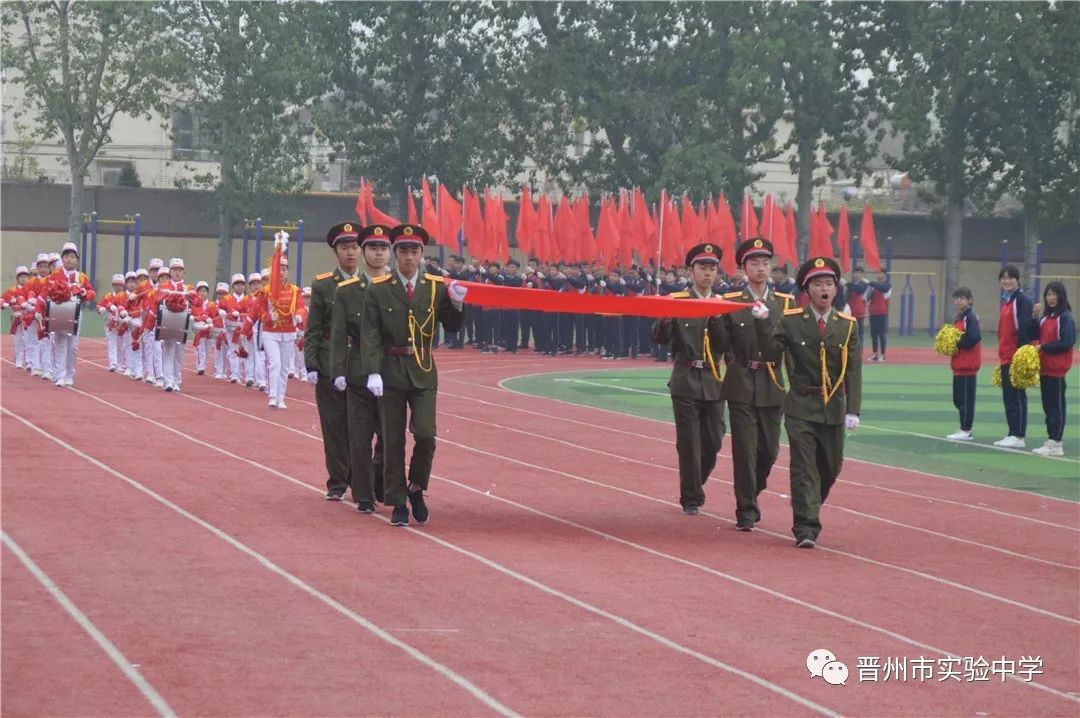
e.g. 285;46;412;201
2;337;1078;716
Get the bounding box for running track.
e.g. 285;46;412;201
2;337;1078;716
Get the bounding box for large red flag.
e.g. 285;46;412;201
553;196;579;262
740;192;760;241
860;202;882;271
515;187;535;258
632;188;656;265
406;189;419;225
617;192;636;267
574;194;596;262
365;182;401;227
437;184;462;251
355;179;369;225
596;198;622;271
421;178;440;240
535;193;554;263
681;195;703;253
463;187;486;259
716;195;738;274
483;188;509;262
808;201;834;259
658;191;684;268
836;205;851;272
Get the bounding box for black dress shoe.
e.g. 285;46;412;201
325;489;345;501
795;536;817;549
735;519;755;531
390;505;409;526
356;501;375;514
409;489;429;524
682;504;700;516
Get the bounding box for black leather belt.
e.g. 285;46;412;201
384;346;415;356
676;360;706;369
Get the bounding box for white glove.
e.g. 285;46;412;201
441;268;449;276
536;272;545;279
275;230;289;254
586;274;594;281
751;302;770;320
366;373;383;397
599;280;607;288
231;310;240;319
845;414;860;431
98;306;106;315
218;309;227;318
333;376;347;392
269;307;278;322
306;370;319;384
293;314;303;325
447;280;467;303
119;309;128;319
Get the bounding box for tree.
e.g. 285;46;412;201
315;1;518;221
167;1;327;283
1;1;180;244
117;161;141;187
875;2;1015;312
991;2;1080;288
756;1;884;259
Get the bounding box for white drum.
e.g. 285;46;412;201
45;298;81;336
156;305;191;344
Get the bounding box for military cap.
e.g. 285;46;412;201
389;223;429;247
735;237;773;265
796;256;842;289
325;221;360;247
685;242;721;267
358;224;392;247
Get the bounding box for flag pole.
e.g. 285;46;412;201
656;191;665;275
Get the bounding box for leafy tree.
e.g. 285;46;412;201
167;0;327;282
1;1;180;244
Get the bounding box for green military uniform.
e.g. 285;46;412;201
304;254;353;500
329;252;388;508
360;225;465;518
761;257;862;546
651;243;728;513
719;238;794;529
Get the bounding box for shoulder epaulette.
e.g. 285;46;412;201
836;311;855;321
338;277;360;287
784;307;805;316
774;292;793;299
372;274;392;284
315;272;333;281
425;272;445;283
722;290;745;299
669;291;691;299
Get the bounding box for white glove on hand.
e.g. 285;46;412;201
366;373;384;397
218;309;227;318
447;280;467;303
231;310;240;319
599;280;607;288
119;309;128;319
98;306;107;315
586;274;594;281
293;314;303;325
275;230;289;254
306;370;319;384
333;376;347;392
845;414;860;431
751;302;770;320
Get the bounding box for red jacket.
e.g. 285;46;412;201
950;308;982;376
1038;312;1076;378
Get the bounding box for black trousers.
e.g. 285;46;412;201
870;314;887;354
1001;363;1028;438
1040;376;1067;442
952;374;977;432
855;318;865;348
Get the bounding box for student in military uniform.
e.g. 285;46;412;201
652;243;728;515
304;221;361;501
329;224;393;513
756;257;862;548
360;224;467;527
720;238;793;530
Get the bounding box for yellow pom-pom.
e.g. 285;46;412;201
934;324;962;357
1009;344;1041;390
991;365;1002;388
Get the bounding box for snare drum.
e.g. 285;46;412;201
45;298;81;336
156;305;191;344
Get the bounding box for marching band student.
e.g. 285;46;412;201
1032;282;1075;457
946;287;981;442
244;235;304;409
125;270;147;379
244;271;267;390
218;274;249;384
116;271;136;376
27;253;54;379
98;273;126;372
206;282;230;379
44;242;95;387
2;266;31;369
192;280;212;375
139;258;199;393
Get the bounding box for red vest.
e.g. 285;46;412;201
848;291;866;318
868;289;889;316
998;300;1019;363
950;314;981;376
1039;315;1074;378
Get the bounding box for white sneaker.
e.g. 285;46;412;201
946;430;973;441
54;378;64;387
30;369;42;377
278;400;287;410
268;399;279;409
258;383;267;392
994;436;1026;449
1033;440;1064;457
42;372;53;381
63;378;73;387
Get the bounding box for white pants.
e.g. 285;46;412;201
126;333;142;377
161;340;185;390
294;339;306;378
195;338;207;373
245;337;267;386
213;333;228;377
52;331;79;383
262;331;295;403
153;339;164;382
38;330;55;377
13;323;28;367
106;328;119;369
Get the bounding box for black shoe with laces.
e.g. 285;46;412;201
735;518;755;531
409;489;429;524
682;503;700;516
391;505;409;526
325;489;345;501
356;501;375;514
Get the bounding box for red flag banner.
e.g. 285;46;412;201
860;202;882;271
355;179;369;225
407;189;419;225
421;177;439;239
437;184;462;250
516;187;535;257
717;195;738;275
740;193;759;241
455;280;744;318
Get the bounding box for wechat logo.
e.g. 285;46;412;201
807;649;849;686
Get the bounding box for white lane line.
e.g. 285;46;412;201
2;399;838;717
34;377;1077;705
1;531;177;718
0;408;518;718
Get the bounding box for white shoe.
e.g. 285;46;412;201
1033;440;1064;457
268;399;278;409
30;369;41;377
946;430;973;441
63;378;73;387
54;379;64;387
278;400;287;410
258;383;267;392
42;372;53;381
994;436;1026;449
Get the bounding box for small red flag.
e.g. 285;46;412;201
437;184;462;250
515;187;535;257
860;202;882;271
740;192;759;241
421;178;439;239
406;189;419;225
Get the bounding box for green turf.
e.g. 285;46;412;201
504;362;1080;501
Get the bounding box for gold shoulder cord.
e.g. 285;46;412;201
703;327;723;383
820;320;854;404
408;282;438;372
